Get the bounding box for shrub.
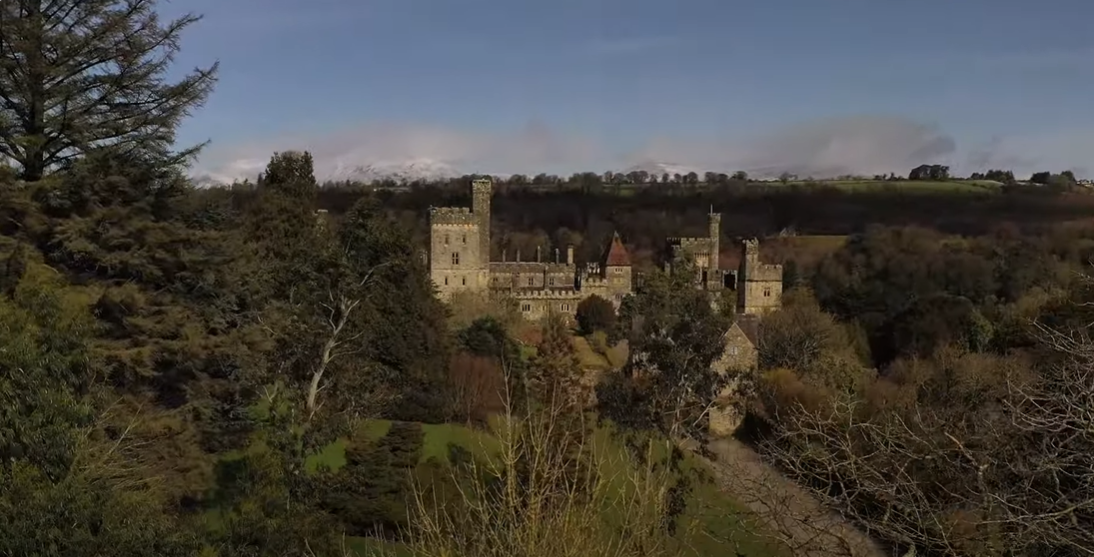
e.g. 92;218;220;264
575;295;615;336
321;422;424;538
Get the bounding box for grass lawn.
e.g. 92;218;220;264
304;419;503;474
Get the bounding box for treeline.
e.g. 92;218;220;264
267;179;1094;270
299;163;1083;190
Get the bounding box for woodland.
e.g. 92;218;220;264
0;1;1093;556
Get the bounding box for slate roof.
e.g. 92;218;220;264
734;313;762;347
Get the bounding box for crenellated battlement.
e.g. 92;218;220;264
511;288;585;300
668;237;713;253
743;263;782;282
582;276;607;287
430;206;477;226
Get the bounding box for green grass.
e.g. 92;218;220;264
785;179;1001;193
572;336;612;370
520;179;1003;196
304;418;503;475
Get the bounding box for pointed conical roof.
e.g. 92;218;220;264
603;232;632;266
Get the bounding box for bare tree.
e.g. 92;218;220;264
305;261;390;418
754;331;1094;557
995;322;1094;554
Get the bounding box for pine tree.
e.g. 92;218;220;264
529;312;584;412
0;0;218;180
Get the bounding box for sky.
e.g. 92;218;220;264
162;0;1094;180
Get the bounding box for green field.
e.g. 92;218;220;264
519;179;1003;195
298;417;782;557
789;179;1001;193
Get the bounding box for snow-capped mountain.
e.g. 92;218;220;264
324;158;461;184
190;157;464;186
621;160;700;178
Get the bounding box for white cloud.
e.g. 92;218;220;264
192;115;1094;182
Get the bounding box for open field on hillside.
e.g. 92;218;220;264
784;179;1001;193
515;179;1003;196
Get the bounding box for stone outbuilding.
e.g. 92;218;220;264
708;314;761;437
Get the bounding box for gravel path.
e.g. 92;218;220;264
695;437;891;557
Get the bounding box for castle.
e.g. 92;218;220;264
428;178;783;319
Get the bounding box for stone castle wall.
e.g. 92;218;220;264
428;179;782;321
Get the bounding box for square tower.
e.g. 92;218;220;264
472;178;492;262
737;238;783;315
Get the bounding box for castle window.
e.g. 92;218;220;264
462;234;467;244
549;277;555;286
729;346;739;356
521;303;531;312
444;234;450;245
444;277;448;285
561;303;570;311
462;277;466;286
763;287;772;297
527;277;534;286
452;252;460;265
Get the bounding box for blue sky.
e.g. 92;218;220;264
165;0;1094;179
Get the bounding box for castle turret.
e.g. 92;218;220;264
737;238;782;315
602;232;633;308
708;209;721;290
472;178;492;261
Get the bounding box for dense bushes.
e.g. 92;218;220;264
575;295;615;335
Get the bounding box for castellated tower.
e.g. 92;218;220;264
737;238;783;315
428;179;492;300
707;211;721;290
472;178;492;262
602;232;633;307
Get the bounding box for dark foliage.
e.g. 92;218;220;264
321;422;424;538
575;294;616;335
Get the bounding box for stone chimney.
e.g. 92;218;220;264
566;245;574;265
536;245;541;262
555;248;560;263
516;249;521;262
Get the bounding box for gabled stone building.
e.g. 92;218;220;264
708;314;762;436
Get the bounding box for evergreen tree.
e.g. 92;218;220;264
0;0;218;180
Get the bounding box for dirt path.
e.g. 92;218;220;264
693;437;891;557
